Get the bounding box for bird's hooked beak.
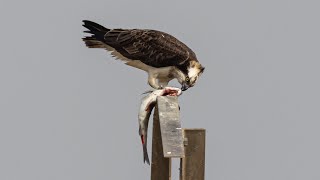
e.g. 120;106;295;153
181;82;189;91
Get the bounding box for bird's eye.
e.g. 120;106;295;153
186;77;190;82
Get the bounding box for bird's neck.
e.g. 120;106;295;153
176;62;190;76
171;67;186;80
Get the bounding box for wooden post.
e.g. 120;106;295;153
180;129;206;180
157;96;184;158
151;105;171;180
151;96;184;180
150;97;205;180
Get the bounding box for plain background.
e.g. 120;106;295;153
1;0;320;179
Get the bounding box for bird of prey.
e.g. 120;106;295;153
82;20;204;91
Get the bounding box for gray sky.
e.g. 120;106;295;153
1;0;320;179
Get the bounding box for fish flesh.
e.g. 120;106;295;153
138;87;182;165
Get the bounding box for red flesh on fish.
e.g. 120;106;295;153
141;135;145;145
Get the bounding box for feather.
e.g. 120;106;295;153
82;20;198;68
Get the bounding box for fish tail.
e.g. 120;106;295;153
143;143;150;165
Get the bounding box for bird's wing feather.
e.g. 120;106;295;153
103;29;197;67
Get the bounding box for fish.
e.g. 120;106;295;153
138;87;182;165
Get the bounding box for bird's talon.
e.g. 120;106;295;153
158;85;164;89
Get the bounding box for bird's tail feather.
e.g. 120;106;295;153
82;20;110;48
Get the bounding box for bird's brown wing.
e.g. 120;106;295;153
103;29;197;67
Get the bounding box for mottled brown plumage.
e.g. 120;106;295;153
82;20;204;90
83;20;197;68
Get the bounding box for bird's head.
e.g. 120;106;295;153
178;61;205;91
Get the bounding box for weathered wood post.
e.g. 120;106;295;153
150;96;205;180
180;129;206;180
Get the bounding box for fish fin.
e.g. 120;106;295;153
141;90;154;95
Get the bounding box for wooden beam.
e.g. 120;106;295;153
151;105;171;180
157;96;185;158
180;129;206;180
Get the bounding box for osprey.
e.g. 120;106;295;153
82;20;204;91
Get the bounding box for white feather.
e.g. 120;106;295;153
188;66;200;78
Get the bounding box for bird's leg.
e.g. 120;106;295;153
158;78;169;89
148;76;162;89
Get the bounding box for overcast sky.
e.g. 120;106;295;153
1;0;320;179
